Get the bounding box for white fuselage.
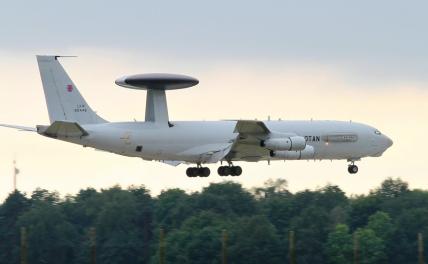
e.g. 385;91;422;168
57;120;393;164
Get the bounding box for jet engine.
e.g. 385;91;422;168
270;145;315;160
261;136;306;151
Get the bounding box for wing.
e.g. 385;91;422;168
233;120;270;134
177;143;233;164
160;160;183;166
0;123;36;132
225;120;271;161
226;120;297;162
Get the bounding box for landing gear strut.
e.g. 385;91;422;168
218;163;242;176
186;165;210;177
348;162;358;174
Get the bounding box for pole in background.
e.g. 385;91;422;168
159;228;165;264
20;227;27;264
89;227;96;264
353;233;359;264
222;229;228;264
419;233;425;264
288;230;295;264
13;159;19;191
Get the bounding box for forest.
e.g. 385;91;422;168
0;177;427;264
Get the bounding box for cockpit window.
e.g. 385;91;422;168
374;130;382;135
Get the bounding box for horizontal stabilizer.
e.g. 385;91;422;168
37;121;88;138
0;123;36;132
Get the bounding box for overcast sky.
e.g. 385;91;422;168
0;1;427;200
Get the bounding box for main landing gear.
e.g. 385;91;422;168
185;163;243;177
218;165;242;176
348;162;358;174
186;166;210;177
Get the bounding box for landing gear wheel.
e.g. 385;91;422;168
232;166;242;176
186;168;197;177
187;167;210;177
217;165;242;176
200;167;210;177
348;165;358;174
223;166;232;176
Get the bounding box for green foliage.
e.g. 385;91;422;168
17;190;78;264
0;178;427;264
354;228;386;264
157;211;228;264
229;215;283;264
0;191;30;264
290;205;330;263
195;182;258;217
366;211;394;241
325;224;353;264
374;177;409;198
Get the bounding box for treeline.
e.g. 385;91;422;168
0;178;427;264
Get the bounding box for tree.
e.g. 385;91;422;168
316;185;348;211
17;201;78;264
254;178;289;198
290;205;331;264
195;182;257;217
349;195;381;230
0;191;30;264
374;178;409;199
153;211;229;264
354;228;386;264
31;188;60;205
129;185;154;263
366;211;394;241
94;187;142;264
154;189;193;230
258;192;294;236
388;207;428;264
229;215;283;264
325;224;353;264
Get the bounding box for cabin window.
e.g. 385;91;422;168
374;130;382;135
135;145;143;152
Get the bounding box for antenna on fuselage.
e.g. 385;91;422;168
115;73;199;126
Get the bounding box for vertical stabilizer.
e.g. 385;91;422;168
36;56;106;124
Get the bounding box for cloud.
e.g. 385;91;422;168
1;0;427;83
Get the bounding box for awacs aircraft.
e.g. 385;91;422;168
0;56;393;177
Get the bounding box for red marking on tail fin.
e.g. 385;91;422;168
67;84;73;92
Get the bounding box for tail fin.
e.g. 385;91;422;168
36;56;106;124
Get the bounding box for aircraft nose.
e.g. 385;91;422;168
384;135;393;148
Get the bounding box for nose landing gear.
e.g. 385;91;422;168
348;162;359;174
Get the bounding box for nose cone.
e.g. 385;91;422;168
384;135;393;149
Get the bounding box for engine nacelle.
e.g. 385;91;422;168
270;145;315;160
261;136;306;151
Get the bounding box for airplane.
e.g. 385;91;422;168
0;56;393;177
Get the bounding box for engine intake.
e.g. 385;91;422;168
261;136;306;151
